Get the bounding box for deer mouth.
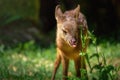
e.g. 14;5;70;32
72;44;77;48
69;39;77;48
70;42;77;48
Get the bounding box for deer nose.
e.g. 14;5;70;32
70;38;77;45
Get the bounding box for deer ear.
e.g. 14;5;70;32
73;5;80;19
55;5;64;22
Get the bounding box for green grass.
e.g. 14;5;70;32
0;40;120;80
0;41;53;80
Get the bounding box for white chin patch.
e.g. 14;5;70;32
72;44;77;48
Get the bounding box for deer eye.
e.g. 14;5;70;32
62;29;67;34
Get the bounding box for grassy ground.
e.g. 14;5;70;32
0;40;120;80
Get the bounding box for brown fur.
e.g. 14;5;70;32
51;5;89;80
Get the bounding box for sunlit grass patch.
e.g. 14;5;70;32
0;40;119;80
0;41;56;80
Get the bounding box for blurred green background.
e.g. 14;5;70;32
0;0;119;46
0;0;120;80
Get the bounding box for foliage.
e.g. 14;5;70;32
67;31;120;80
0;41;55;80
85;53;119;80
0;38;120;80
0;0;39;26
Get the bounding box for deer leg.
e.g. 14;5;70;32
61;56;69;80
74;56;87;79
74;56;81;78
51;54;61;80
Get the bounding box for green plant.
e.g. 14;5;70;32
84;32;119;80
67;31;120;80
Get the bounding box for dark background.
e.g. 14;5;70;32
0;0;120;46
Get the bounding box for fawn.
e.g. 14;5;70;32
51;4;89;80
